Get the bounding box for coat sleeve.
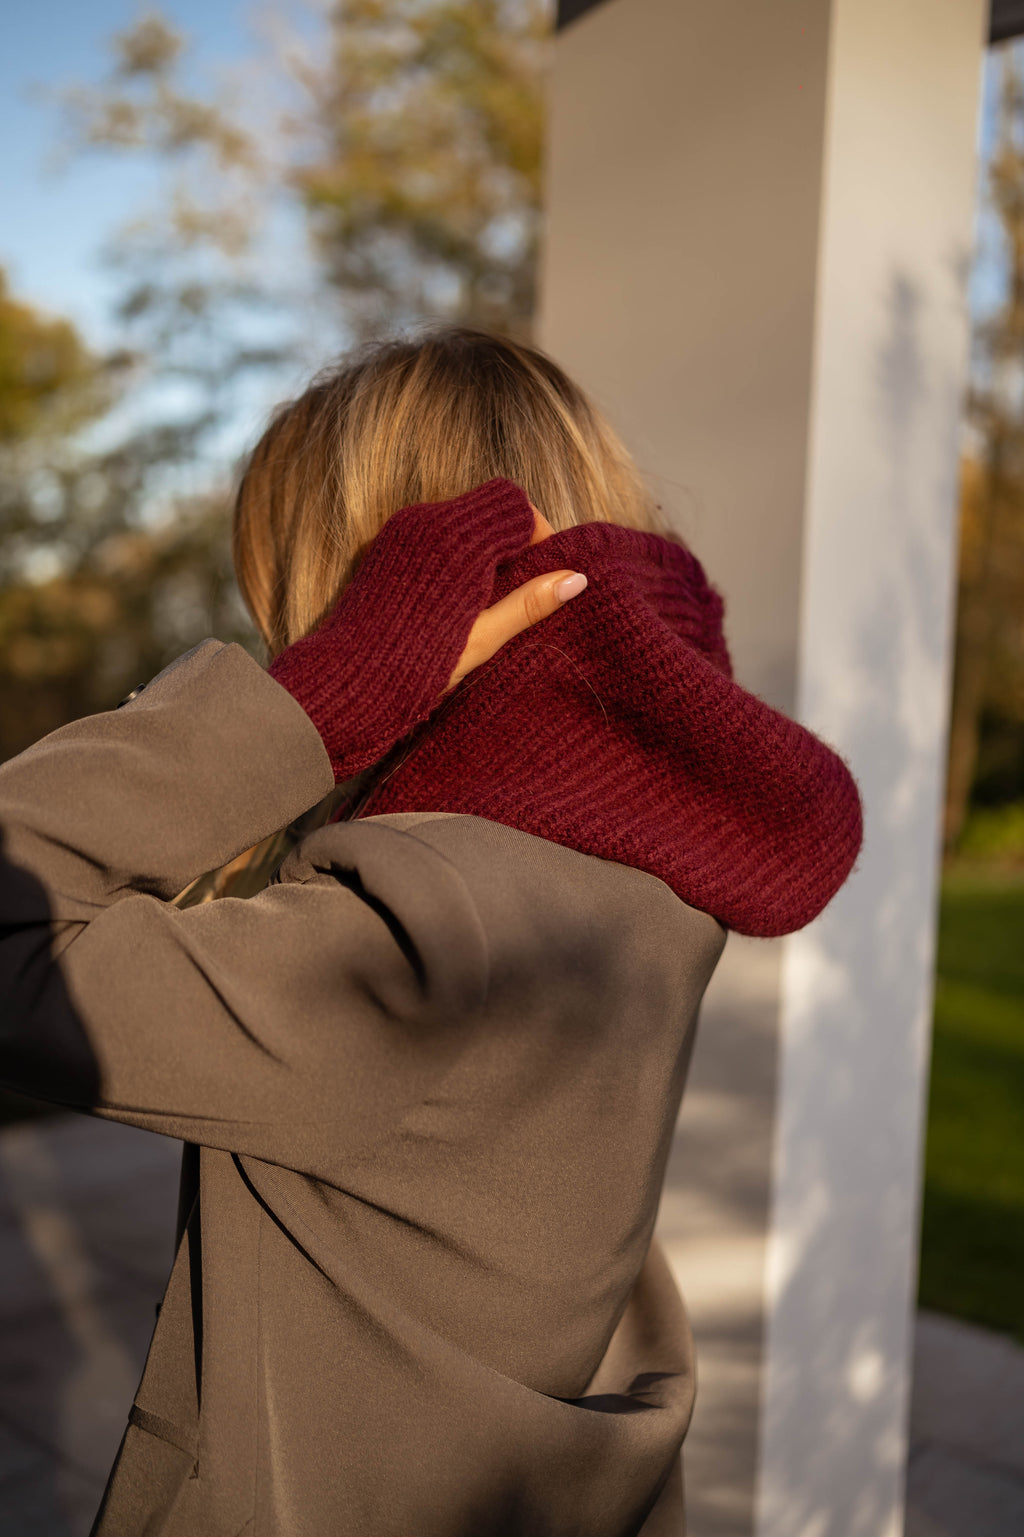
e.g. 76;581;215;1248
0;640;488;1159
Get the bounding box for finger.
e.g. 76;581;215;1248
446;567;587;691
528;502;557;545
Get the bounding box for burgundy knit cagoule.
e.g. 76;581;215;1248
268;477;863;938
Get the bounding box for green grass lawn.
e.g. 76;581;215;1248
917;867;1024;1343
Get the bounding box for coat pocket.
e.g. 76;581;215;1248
90;1408;198;1537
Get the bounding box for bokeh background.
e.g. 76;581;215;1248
0;2;1022;1531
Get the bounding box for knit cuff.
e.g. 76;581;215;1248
268;477;536;781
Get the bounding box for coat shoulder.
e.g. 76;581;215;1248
322;810;728;992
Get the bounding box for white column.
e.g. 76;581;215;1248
757;5;986;1535
537;2;986;1533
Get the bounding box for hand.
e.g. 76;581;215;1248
445;504;587;692
267;477;573;784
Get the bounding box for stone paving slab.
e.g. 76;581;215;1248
908;1310;1024;1481
0;1428;105;1537
905;1311;1024;1537
0;1416;55;1501
906;1444;1024;1537
0;1115;180;1535
0;1111;1021;1537
0;1275;163;1480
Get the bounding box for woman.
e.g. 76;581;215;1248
0;326;862;1536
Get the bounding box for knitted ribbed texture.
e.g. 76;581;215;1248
268;477;535;781
269;477;863;938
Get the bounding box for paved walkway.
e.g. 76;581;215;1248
0;1114;180;1534
906;1312;1024;1536
0;1112;1020;1536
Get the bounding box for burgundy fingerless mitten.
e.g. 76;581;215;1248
267;477;535;783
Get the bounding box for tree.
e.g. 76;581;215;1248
0;0;550;733
58;0;551;379
946;447;1024;844
945;49;1024;847
5;1;552;750
296;0;548;340
0;268;254;762
0;0;553;892
0;269;101;443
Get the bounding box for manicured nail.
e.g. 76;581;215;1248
553;572;587;602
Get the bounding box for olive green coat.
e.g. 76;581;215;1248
0;640;726;1536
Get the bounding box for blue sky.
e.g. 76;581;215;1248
0;0;266;345
0;6;1012;369
0;0;333;471
971;48;1006;323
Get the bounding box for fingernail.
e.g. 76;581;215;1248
554;572;587;602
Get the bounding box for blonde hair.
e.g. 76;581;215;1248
233;324;669;658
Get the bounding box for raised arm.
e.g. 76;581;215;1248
0;639;487;1156
0;479;569;1155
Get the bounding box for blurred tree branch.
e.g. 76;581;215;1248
55;0;551;378
0;0;554;914
294;0;549;340
946;48;1024;847
1;1;552;766
0;268;254;759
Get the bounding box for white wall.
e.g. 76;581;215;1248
538;1;987;1532
759;4;986;1534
